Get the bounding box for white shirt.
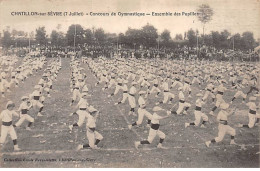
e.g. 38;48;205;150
162;82;169;91
246;102;256;111
179;91;185;101
216;84;227;93
86;114;96;128
138;96;146;107
129;86;136;95
0;109;19;122
18;102;31;111
122;84;128;92
217;110;228;123
195;99;204;108
151;113;163;124
153;79;159;85
32;90;40;97
77;98;88;109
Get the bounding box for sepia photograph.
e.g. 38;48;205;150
0;0;259;168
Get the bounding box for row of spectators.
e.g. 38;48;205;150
2;45;259;61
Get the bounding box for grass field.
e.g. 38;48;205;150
0;58;259;168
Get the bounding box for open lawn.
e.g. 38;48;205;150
0;58;259;167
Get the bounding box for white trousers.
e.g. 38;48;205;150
0;125;17;143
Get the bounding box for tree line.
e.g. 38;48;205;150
0;23;258;52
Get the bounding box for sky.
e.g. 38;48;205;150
0;0;259;40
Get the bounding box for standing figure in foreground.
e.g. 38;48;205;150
135;106;171;149
13;96;34;130
77;106;103;150
205;102;237;147
0;101;21;151
237;96;260;128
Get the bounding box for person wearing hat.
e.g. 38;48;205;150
229;71;237;87
127;70;136;82
0;101;20;151
191;72;202;85
205;102;236;147
230;80;247;104
17;67;26;83
95;71;109;88
35;79;45;97
237;96;259;128
71;83;81;106
0;77;6;98
135;106;171;149
106;73;117;90
138;75;150;90
69;93;89;130
148;77;161;98
156;77;175;105
0;72;10;94
209;82;227;116
114;79;129;105
70;75;76;92
202;80;215;102
246;73;259;96
108;78;124;97
10;71;19;88
172;87;191;115
43;76;53;98
185;96;208;128
13;96;34;130
30;86;44;117
77;106;103;150
77;75;86;91
182;77;192;97
170;74;183;90
128;91;153;130
38;76;45;89
127;81;137;116
37;84;46;104
81;85;89;94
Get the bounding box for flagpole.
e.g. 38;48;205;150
233;36;234;51
157;36;160;56
29;37;31;53
74;25;76;52
196;32;199;59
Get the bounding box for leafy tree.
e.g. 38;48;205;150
161;29;171;42
11;29;27;38
2;30;13;48
11;29;18;38
51;30;66;47
203;34;213;46
140;23;158;48
118;33;126;45
232;33;241;50
66;24;84;46
94;28;106;43
197;4;214;42
125;28;142;48
241;31;256;51
50;30;59;45
160;30;172;48
211;31;221;48
187;29;196;47
83;29;94;45
219;30;231;49
35;27;47;45
175;34;183;40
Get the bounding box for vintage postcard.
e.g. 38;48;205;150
0;0;259;168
